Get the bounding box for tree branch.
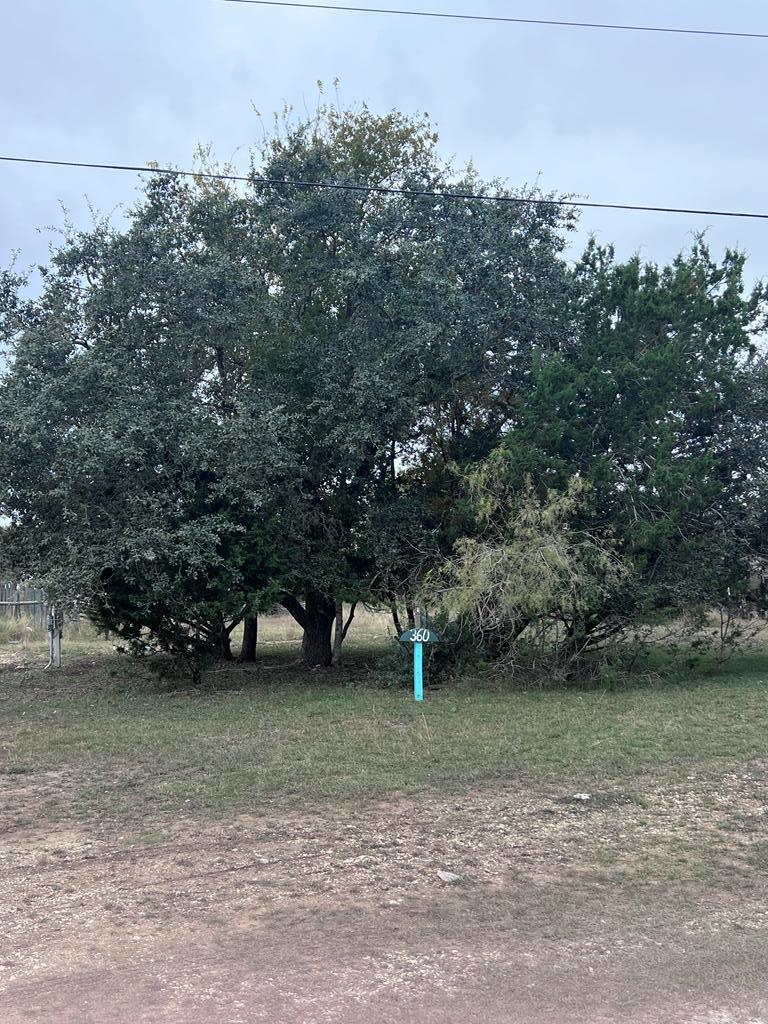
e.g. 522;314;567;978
280;594;307;630
341;601;357;641
225;604;248;635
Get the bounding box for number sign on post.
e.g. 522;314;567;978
399;627;440;701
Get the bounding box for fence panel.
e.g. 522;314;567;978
0;582;49;628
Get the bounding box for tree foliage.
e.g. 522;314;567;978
437;240;768;670
0;103;575;667
1;106;766;678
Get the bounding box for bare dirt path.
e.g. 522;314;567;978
2;772;767;1023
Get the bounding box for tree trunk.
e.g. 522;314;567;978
210;613;233;661
300;590;336;667
332;601;344;665
241;614;258;662
341;602;357;641
216;628;233;661
406;604;416;629
390;603;402;636
331;601;358;665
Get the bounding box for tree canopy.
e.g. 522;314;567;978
1;103;766;676
441;240;768;668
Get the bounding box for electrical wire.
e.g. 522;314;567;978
1;154;766;220
216;0;768;41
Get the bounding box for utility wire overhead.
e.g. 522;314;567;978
1;154;766;221
216;0;768;41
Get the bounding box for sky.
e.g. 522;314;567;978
2;0;767;288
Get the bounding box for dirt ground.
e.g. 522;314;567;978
2;767;768;1023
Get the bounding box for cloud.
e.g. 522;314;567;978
2;0;766;282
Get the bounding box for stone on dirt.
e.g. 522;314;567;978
437;870;463;883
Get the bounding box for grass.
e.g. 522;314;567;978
0;612;104;651
4;615;768;1021
2;627;768;826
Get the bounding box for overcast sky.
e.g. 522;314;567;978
2;0;767;287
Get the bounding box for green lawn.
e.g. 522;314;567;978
2;645;768;826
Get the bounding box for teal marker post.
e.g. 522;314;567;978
413;640;424;702
399;626;440;702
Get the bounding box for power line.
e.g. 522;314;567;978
216;0;768;41
1;154;767;221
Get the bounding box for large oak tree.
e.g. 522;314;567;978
0;104;574;667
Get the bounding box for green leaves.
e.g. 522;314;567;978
5;104;763;677
444;238;768;668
